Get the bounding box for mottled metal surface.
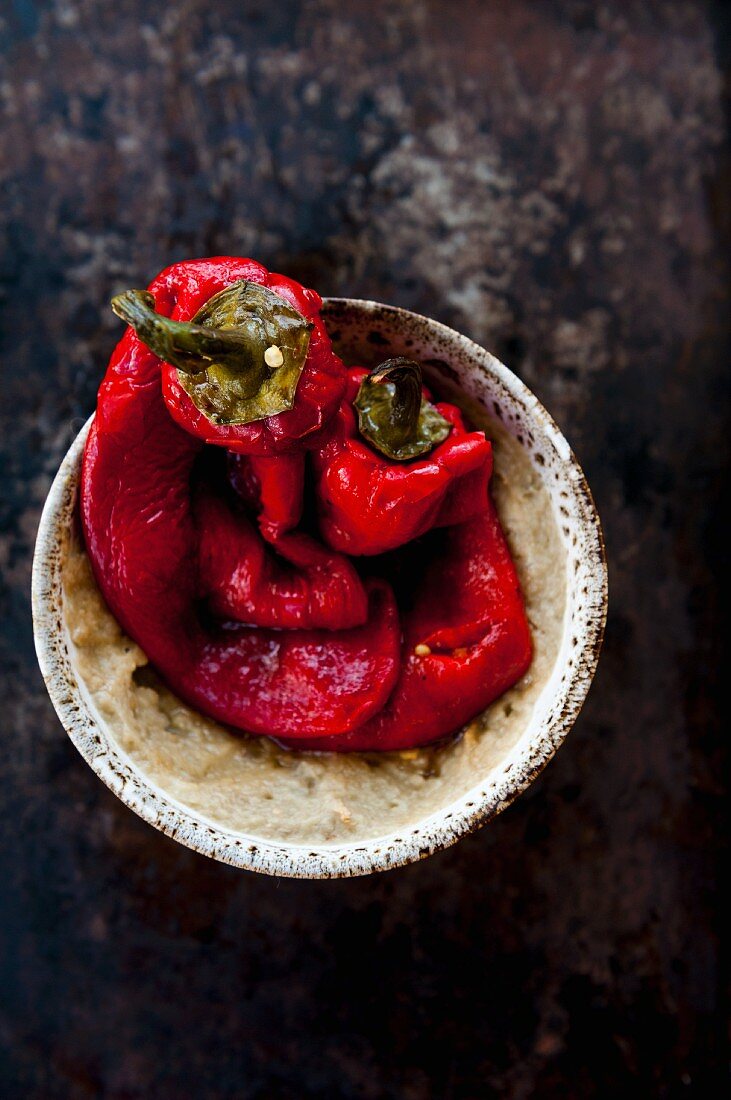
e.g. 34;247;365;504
1;1;727;1096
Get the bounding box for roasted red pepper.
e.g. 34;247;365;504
282;500;532;751
82;258;531;752
195;480;369;631
111;257;346;456
313;360;494;555
227;451;304;540
82;261;400;738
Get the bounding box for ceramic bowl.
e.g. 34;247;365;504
32;298;607;877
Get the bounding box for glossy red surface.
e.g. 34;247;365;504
81;259;529;748
285;501;532;751
81;262;401;739
157;257;347;455
313;367;494;555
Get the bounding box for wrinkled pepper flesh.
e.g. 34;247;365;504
81;257;532;751
313;363;494;555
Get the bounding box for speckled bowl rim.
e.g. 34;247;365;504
32;298;607;878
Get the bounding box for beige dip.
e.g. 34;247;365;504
63;412;565;846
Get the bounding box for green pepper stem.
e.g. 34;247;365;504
111;289;258;375
366;358;423;448
354;356;452;462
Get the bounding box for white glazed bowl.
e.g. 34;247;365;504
32;298;607;877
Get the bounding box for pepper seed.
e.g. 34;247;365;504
414;643;431;657
264;345;284;368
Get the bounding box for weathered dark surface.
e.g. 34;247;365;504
0;2;727;1096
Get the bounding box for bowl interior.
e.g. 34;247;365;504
33;299;606;877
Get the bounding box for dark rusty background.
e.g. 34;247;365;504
1;2;728;1097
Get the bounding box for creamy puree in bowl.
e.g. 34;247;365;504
62;412;565;846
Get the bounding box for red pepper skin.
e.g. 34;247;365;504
313;368;494;556
153;257;346;455
227;451;304;540
81;285;400;739
195;488;370;630
280;500;532;751
188;579;398;739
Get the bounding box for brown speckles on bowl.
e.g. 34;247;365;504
32;299;607;878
